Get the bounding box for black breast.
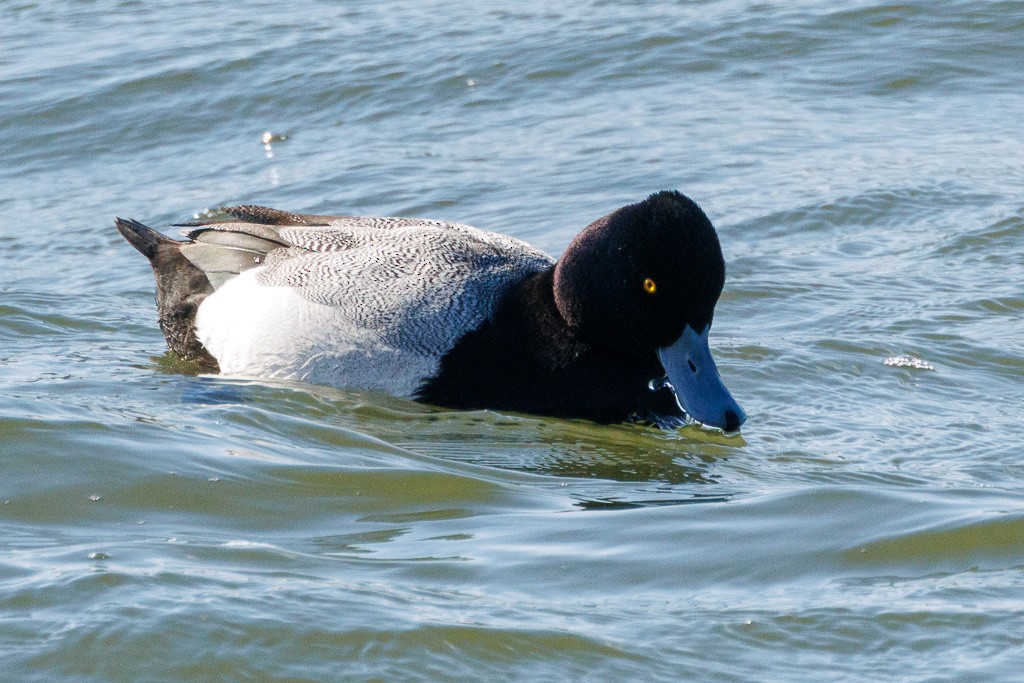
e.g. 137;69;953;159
416;268;682;422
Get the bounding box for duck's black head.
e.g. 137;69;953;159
553;191;746;432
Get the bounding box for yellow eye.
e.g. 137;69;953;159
643;277;657;294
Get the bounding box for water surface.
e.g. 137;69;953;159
2;0;1023;679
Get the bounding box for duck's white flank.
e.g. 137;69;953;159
195;267;438;395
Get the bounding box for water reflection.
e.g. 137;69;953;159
165;370;736;488
575;493;733;511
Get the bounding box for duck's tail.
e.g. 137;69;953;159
116;217;170;259
116;218;219;369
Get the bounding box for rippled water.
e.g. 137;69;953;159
3;0;1023;679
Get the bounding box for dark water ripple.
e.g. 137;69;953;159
3;0;1024;679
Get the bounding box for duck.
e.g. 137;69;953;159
116;191;746;431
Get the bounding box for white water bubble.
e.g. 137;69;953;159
648;376;673;392
884;355;935;370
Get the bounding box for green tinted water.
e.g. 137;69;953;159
2;0;1023;679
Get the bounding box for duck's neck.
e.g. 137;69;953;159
416;267;680;422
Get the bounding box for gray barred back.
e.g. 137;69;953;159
186;209;555;358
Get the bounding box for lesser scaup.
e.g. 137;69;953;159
116;191;746;431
